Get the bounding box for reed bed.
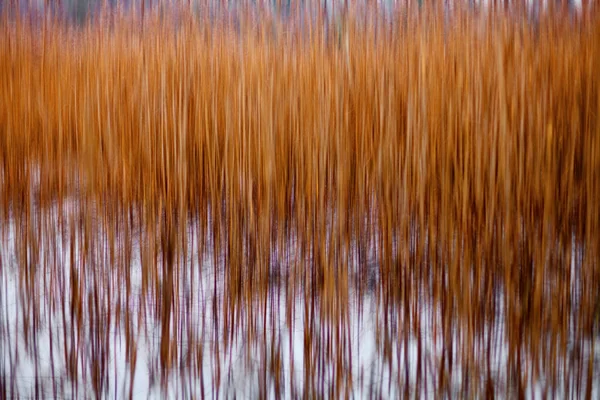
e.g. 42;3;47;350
0;4;599;398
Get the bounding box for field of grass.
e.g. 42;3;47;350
0;3;599;398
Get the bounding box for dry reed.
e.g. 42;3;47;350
0;3;599;398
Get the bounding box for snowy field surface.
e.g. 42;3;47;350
0;194;598;399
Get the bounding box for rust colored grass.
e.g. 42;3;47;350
0;4;599;398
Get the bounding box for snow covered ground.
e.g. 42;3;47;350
0;196;598;398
